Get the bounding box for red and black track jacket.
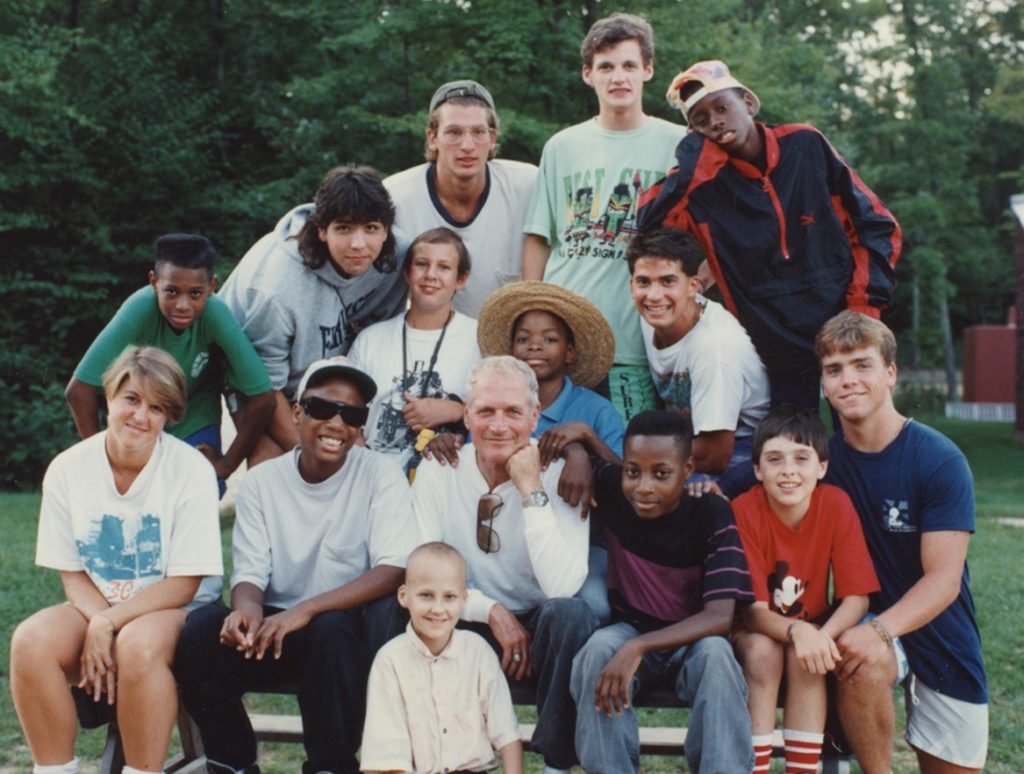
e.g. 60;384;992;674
637;123;901;371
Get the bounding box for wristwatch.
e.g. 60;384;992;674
522;489;550;508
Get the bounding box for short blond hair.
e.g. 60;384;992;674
406;542;467;586
102;346;187;425
815;311;897;366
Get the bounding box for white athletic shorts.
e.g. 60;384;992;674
904;673;989;769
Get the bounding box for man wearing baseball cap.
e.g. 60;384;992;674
638;59;901;412
176;357;417;774
385;79;537;316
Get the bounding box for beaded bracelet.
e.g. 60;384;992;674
869;618;894;649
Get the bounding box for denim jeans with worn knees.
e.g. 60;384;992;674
174;602;370;774
571;622;752;773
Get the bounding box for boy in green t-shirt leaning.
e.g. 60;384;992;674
65;234;275;494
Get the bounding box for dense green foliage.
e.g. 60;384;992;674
2;0;1021;487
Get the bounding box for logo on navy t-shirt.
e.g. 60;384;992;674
882;499;915;532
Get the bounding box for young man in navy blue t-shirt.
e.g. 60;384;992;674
817;311;987;773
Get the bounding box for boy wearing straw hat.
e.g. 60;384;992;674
426;281;624;471
477;281;624;463
475;281;627;624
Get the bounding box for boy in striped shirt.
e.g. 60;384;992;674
570;410;754;772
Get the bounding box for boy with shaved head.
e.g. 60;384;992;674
361;542;523;773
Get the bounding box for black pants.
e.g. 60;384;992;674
175;599;401;774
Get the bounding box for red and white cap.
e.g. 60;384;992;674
666;60;760;123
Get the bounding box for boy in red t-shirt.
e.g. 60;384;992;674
732;404;879;772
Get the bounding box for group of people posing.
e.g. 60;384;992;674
11;10;986;774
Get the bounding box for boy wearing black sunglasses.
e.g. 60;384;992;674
175;356;417;774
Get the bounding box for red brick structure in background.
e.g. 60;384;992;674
1013;195;1024;442
963;323;1016;403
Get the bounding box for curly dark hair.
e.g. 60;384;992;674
295;165;397;273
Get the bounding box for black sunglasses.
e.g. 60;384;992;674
299;396;369;427
476;492;503;554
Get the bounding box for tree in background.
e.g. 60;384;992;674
1;0;1021;487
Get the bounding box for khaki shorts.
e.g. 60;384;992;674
904;673;988;769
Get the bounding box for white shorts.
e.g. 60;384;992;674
904;673;989;769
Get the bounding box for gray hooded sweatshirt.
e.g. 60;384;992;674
219;204;409;399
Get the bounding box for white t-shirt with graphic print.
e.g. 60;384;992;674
642;298;770;439
349;311;480;470
36;432;223;606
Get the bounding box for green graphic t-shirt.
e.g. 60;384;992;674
74;287;272;439
524;117;686;365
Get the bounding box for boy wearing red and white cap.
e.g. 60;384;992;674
638;60;902;413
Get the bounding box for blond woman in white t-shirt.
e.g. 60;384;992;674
10;346;223;774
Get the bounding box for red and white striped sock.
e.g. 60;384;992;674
783;728;823;773
752;733;773;772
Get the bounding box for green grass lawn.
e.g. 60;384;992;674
1;417;1022;772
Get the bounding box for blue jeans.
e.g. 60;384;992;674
465;596;597;769
575;545;611;626
183;424;227;499
175;599;397;774
571;623;752;773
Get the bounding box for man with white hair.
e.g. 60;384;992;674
412;355;596;774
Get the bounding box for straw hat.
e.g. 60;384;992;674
476;281;615;389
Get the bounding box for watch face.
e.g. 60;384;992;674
525;490;549;508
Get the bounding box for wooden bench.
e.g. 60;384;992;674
243;684;852;772
102;683;852;772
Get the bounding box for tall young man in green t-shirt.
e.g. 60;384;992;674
522;12;685;422
65;234;275;494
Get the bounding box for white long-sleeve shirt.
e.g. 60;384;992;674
412;443;589;622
